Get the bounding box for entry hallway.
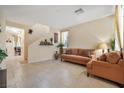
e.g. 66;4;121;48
5;58;118;88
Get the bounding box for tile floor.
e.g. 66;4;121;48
5;58;118;88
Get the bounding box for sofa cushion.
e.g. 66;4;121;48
74;56;91;62
97;54;107;61
106;52;121;64
62;54;91;62
63;54;90;61
65;49;72;54
78;49;91;57
61;54;71;58
71;49;78;55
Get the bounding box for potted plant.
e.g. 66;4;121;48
110;38;115;51
57;43;64;55
0;48;8;64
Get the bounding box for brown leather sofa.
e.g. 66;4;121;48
61;48;94;65
87;52;124;87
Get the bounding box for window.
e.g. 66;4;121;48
61;31;69;48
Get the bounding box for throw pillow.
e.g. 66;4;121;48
66;49;72;54
97;54;107;61
78;49;90;57
71;49;78;55
106;52;121;64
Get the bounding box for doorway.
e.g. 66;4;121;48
5;26;24;62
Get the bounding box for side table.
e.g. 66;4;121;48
54;51;59;60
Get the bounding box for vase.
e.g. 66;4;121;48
50;38;53;44
54;51;59;60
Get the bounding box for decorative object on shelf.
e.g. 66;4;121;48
97;42;108;54
28;29;33;34
110;38;115;51
0;25;1;33
39;39;53;46
54;51;59;60
54;33;58;43
50;38;53;44
107;48;110;53
44;39;47;44
57;43;64;55
0;48;8;65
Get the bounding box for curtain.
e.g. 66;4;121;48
114;5;123;49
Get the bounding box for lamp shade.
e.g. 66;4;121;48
97;42;108;49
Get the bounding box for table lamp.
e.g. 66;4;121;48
97;42;108;54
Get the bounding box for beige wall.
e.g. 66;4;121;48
65;15;114;49
0;10;6;50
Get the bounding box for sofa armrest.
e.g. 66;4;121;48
87;61;93;69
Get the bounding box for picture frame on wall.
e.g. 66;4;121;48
54;33;58;43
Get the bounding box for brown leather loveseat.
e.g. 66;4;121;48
61;48;94;65
87;52;124;87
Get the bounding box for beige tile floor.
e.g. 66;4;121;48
5;58;118;88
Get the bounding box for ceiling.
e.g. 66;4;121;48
0;5;114;29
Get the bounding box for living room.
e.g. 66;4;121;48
0;4;124;89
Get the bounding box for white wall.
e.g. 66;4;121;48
67;15;114;49
28;28;60;63
0;10;6;50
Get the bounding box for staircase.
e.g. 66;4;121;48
28;27;60;63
